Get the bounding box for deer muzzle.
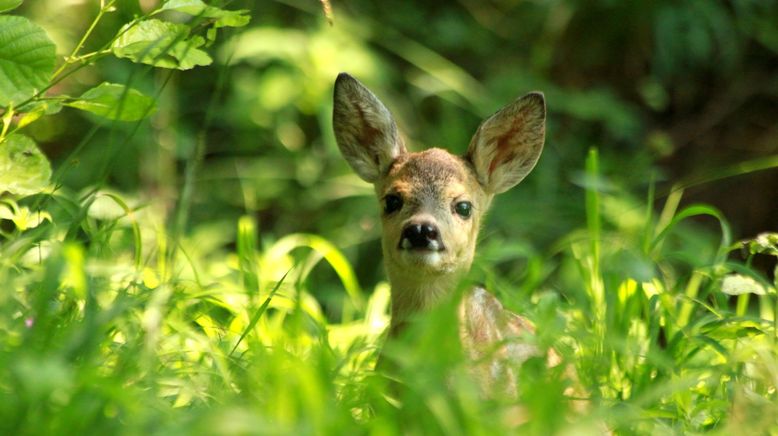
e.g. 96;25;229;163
399;222;445;251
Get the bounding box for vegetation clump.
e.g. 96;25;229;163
1;1;777;434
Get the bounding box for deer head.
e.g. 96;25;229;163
332;72;546;334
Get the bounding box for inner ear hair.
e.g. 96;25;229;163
465;92;546;194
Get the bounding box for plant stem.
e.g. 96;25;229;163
677;271;703;329
735;293;749;317
169;54;231;267
52;1;116;79
774;295;777;345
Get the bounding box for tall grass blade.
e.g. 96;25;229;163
229;268;290;358
585;147;605;353
237;215;260;297
97;192;143;271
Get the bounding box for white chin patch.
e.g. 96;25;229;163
400;249;442;267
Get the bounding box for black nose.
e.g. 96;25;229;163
401;222;441;249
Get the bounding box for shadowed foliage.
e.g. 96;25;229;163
1;0;777;434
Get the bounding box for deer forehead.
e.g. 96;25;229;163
380;148;483;202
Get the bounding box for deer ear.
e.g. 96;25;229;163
465;92;546;194
332;73;406;183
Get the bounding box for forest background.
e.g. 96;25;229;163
1;0;777;434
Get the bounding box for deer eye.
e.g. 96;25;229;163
384;194;403;214
454;201;472;218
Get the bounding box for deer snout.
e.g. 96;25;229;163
400;222;445;251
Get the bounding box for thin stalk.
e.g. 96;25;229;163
229;269;290;358
642;174;656;255
652;186;683;258
237;215;261;298
52;0;117;79
169;51;234;264
677;271;703;330
663;154;778;199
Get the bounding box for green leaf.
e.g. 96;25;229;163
0;15;56;106
17;99;62;128
65;82;156;121
211;10;250;29
746;232;778;256
700;318;768;340
111;19;211;70
0;203;10;220
721;274;767;296
159;0;208;15
0;133;51;195
0;0;23;13
158;0;250;28
0;202;51;231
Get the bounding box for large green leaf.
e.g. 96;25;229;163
0;133;51;195
111;19;211;70
0;15;56;106
158;0;250;28
0;0;23;13
65;82;157;121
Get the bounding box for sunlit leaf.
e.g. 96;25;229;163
159;0;208;14
86;191;130;219
0;0;23;13
229;269;289;357
701;318;768;340
111;19;212;70
63;243;87;299
159;0;250;28
721;274;767;296
0;133;51;195
0;203;50;231
0;203;11;220
0;15;56;105
264;233;365;315
211;11;250;28
65;82;156;121
746;232;778;256
17;100;62;128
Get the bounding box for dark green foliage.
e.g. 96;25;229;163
1;0;777;434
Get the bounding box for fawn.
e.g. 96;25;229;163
332;73;550;398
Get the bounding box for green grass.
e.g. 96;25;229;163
4;1;778;434
1;148;777;435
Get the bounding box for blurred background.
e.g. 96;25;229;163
19;0;778;311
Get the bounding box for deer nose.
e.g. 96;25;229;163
401;222;443;250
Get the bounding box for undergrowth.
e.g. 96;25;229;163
2;1;778;434
2;148;777;434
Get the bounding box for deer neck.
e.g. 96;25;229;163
385;266;465;337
